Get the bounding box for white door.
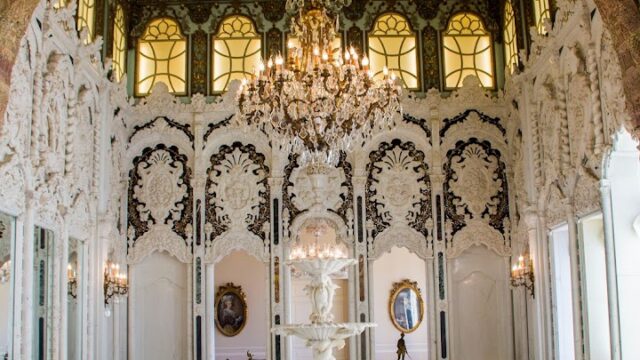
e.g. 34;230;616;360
131;252;188;360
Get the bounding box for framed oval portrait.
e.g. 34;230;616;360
389;279;424;333
215;283;248;337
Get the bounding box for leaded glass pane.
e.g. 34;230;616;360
504;0;519;73
534;0;551;35
212;15;262;93
136;18;188;96
112;5;127;83
76;0;96;43
442;13;495;89
368;13;419;90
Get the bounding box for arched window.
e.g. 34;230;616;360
212;15;262;93
136;18;187;96
504;0;519;73
368;13;419;90
77;0;96;43
442;12;495;89
533;0;551;35
112;4;126;82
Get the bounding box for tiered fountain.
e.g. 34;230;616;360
272;167;376;360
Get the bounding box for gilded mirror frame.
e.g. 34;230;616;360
389;279;424;333
215;282;248;337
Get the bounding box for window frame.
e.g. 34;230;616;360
367;12;421;91
533;0;552;35
135;17;189;97
441;11;496;90
211;14;263;95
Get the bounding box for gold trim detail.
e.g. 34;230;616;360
389;279;424;334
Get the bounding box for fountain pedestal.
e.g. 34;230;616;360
272;258;376;360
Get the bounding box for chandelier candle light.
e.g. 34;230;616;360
67;264;78;299
510;253;535;297
235;0;402;168
103;260;128;316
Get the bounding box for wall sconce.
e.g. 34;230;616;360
0;261;10;284
67;263;78;299
104;260;128;316
511;253;535;297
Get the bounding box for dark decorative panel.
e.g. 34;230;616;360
203;115;233;145
266;27;283;59
415;0;439;19
261;1;286;22
422;26;441;91
440;109;506;139
129;116;195;145
188;4;212;24
191;30;208;95
347;26;363;53
344;0;367;21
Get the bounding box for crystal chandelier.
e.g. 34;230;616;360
235;0;402;168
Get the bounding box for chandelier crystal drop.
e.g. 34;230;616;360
235;0;402;168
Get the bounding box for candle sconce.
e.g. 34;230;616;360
510;253;535;297
104;260;128;316
67;264;78;299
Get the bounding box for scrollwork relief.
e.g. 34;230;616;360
205;142;270;244
444;139;510;240
128;144;193;262
366;139;431;239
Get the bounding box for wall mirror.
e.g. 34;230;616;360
33;226;54;360
67;237;82;359
0;212;16;358
389;279;424;333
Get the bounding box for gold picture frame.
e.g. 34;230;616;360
389;279;424;333
215;282;248;337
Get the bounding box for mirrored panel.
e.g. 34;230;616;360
67;238;81;360
389;279;424;333
33;227;54;360
0;212;16;358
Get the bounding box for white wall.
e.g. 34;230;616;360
371;247;428;359
449;245;512;360
550;225;576;360
608;130;640;359
0;281;10;355
130;252;189;360
580;214;611;360
214;250;268;360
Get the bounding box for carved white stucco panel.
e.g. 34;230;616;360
447;220;509;258
369;224;429;260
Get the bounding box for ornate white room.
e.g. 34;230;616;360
0;0;639;359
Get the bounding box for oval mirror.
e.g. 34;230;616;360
389;279;424;333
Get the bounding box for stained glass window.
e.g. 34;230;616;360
534;0;551;35
368;13;419;90
442;12;495;89
212;15;262;93
504;0;519;73
136;18;188;96
112;5;127;83
76;0;96;43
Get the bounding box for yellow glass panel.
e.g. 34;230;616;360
53;0;67;9
212;15;262;93
504;0;519;73
77;0;96;43
534;0;551;35
368;13;419;89
112;5;127;82
136;18;187;96
442;13;495;89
